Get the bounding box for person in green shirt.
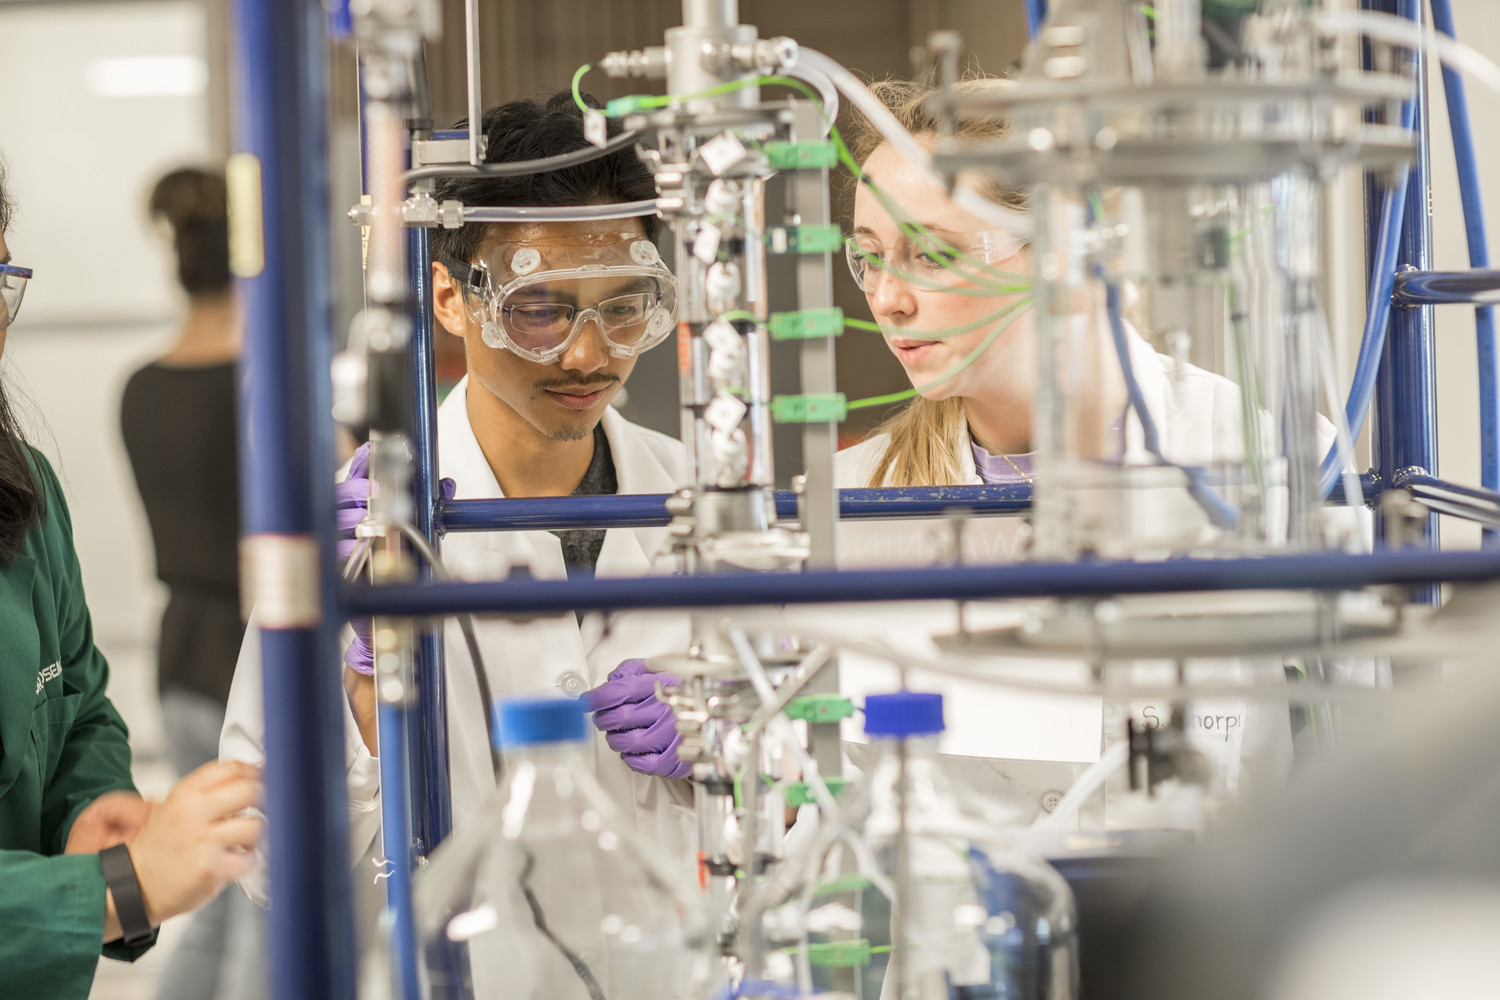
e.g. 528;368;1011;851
0;162;265;998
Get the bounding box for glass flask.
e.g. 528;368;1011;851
784;692;1079;1000
414;696;704;1000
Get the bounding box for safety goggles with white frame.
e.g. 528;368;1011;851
441;236;677;365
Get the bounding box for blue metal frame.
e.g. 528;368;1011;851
1366;0;1440;603
404;226;454;855
344;545;1500;618
1429;0;1499;541
1393;269;1500;305
232;1;357;998
436;479;1381;533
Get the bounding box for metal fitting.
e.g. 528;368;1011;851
401;192;439;227
601;47;670;80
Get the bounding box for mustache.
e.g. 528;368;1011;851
534;374;621;392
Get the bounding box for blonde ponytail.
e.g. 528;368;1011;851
866;396;968;487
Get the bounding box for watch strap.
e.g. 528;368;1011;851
99;843;153;947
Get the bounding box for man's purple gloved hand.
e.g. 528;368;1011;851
338;442;456;675
585;659;691;780
336;444;372;565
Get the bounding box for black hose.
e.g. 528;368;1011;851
395;523;503;779
519;850;608;1000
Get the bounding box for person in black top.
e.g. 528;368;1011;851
120;167;265;1000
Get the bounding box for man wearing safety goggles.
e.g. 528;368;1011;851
220;92;699;933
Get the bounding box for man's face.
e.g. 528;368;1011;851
433;219;650;442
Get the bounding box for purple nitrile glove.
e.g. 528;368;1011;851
339;442;456;676
337;444;459;562
585;659;691;780
336;443;372;565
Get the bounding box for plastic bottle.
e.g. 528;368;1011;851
414;696;703;1000
804;691;1079;1000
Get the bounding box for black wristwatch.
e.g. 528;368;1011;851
99;844;154;947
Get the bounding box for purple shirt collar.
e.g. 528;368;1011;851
969;440;1035;484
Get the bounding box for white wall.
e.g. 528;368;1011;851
0;0;213;760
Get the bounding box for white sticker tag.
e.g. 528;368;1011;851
702;319;741;354
583;108;609;149
692;226;722;264
704;392;748;432
699;133;747;175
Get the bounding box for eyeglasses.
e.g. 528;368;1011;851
844;231;1026;295
444;254;678;365
0;264;32;330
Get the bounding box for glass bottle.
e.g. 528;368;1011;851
799;691;1079;1000
414;696;703;1000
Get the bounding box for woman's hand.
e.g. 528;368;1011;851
126;760;264;927
66;791;155;855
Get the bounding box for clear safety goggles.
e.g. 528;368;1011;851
844;230;1027;295
442;235;677;365
0;263;31;331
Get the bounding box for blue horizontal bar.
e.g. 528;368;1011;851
1394;473;1500;529
439;478;1381;533
343;545;1500;619
1395;472;1500;506
439;486;1033;532
1393;269;1500;305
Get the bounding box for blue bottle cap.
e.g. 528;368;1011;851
493;696;589;749
863;691;945;739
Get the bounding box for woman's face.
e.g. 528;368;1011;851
851;141;1033;405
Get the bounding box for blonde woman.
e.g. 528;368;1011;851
835;79;1254;505
825;79;1302;824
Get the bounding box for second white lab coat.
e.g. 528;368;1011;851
220;377;695;918
826;336;1330;824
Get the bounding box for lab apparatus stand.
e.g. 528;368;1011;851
228;0;1500;998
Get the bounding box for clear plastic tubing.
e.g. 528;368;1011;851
462;199;658;222
790;48;1034;239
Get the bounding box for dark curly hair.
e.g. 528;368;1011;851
431;89;660;267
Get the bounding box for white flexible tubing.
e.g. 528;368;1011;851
791;48;1035;239
1315;10;1500;102
782;58;839;136
1033;739;1130;832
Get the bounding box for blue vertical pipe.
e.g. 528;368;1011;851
1430;0;1499;543
232;0;357;998
405;225;453;853
377;696;421;1000
1371;0;1441;602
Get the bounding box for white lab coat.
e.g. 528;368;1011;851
826;337;1330;825
220;377;695;919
